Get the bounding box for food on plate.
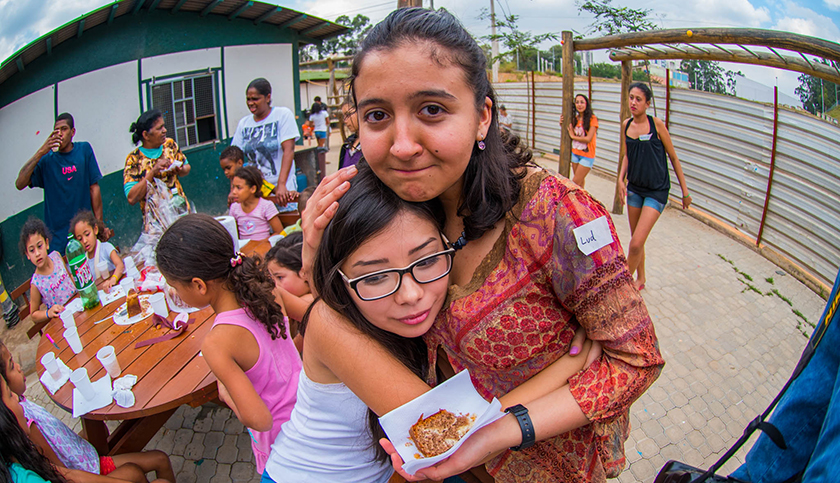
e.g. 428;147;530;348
126;289;142;318
409;409;473;457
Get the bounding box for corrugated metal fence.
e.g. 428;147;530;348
495;81;840;287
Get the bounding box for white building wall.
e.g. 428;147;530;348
57;61;140;175
223;44;295;134
300;81;329;111
141;48;221;81
0;86;57;219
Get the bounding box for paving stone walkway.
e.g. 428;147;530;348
5;148;828;482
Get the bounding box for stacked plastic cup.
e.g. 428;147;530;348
124;256;141;280
97;261;109;281
149;292;169;318
60;310;75;328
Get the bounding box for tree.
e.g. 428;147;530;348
479;9;559;71
590;62;621;79
576;0;658;35
299;14;372;62
680;60;742;96
796;72;838;115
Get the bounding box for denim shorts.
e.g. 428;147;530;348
315;130;327;139
571;153;595;168
627;191;666;213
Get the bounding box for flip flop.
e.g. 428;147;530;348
637;283;645;291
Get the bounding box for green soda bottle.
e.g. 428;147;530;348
66;234;101;310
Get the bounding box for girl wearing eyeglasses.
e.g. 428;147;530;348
261;162;600;482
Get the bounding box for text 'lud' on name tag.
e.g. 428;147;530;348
573;216;614;256
639;133;652;141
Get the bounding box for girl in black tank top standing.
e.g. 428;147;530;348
618;82;692;291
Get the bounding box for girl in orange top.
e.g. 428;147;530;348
562;94;599;188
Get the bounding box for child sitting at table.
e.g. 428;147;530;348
0;341;174;483
265;233;312;350
220;146;276;206
155;214;301;475
1;373;68;483
20;219;75;325
229;166;282;241
70;211;124;292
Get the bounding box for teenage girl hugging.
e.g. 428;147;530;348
70;210;125;292
229;166;283;240
618;82;692;291
560;94;599;188
260;162;599;482
1;340;174;483
302;8;664;482
264;232;313;346
20;219;75;325
155;214;301;475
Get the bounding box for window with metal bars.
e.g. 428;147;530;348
150;74;217;148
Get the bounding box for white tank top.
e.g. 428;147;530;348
264;368;393;482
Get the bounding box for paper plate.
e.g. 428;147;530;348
113;294;153;326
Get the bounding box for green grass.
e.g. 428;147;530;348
738;278;764;295
765;277;774;284
793;309;815;328
772;289;793;306
717;254;734;265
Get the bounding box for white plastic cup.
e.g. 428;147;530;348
96;346;121;378
119;277;134;295
149;292;169;318
96;261;109;280
70;367;96;400
63;327;83;354
124;256;136;272
60;310;75;328
41;352;62;379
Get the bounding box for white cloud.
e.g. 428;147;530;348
825;0;840;11
773;1;840;41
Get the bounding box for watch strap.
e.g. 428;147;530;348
504;404;535;451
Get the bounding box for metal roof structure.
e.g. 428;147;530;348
0;0;350;86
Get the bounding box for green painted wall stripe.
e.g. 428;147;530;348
221;47;229;137
137;60;143;114
53;84;58;118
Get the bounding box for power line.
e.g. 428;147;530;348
315;0;394;20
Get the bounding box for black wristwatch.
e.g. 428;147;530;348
504;404;535;451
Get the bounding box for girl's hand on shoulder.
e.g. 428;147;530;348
301;165;358;281
47;305;64;319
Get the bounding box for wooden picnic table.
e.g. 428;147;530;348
35;239;272;455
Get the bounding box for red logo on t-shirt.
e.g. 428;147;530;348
62;165;77;175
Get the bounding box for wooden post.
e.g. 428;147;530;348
531;70;536;149
612;60;632;215
756;86;779;247
397;0;422;7
588;66;592;104
559;31;574;178
665;68;671;130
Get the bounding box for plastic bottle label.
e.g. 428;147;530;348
69;256;94;291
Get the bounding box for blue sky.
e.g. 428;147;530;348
1;0;838;100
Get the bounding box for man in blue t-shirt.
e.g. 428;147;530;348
16;113;107;254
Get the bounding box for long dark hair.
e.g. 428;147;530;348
233;166;264;198
69;210;107;242
0;346;66;483
156;214;287;340
19;218;50;256
571;94;594;133
130;109;163;145
306;161;444;462
629;81;653;101
265;232;304;272
348;7;531;242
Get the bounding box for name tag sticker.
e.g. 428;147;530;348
639;133;652;141
573;216;614;256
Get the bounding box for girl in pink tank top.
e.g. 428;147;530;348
156;214;302;474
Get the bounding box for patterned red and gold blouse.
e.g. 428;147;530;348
425;169;664;483
123;138;190;218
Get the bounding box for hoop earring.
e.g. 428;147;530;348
477;139;486;150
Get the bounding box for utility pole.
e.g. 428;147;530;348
490;0;499;82
397;0;422;7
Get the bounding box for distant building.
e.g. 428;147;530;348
644;60;689;88
732;74;799;107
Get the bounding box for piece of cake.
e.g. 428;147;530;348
126;289;142;318
409;409;473;457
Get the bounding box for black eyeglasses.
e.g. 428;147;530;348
339;247;456;301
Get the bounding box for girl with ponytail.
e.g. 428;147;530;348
155;214;301;475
